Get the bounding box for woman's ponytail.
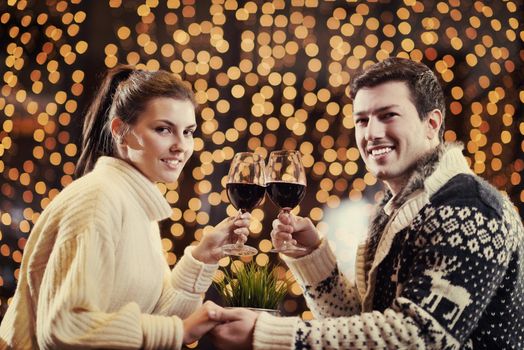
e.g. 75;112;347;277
75;66;134;177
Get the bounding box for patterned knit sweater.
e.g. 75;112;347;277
253;143;524;349
0;157;218;349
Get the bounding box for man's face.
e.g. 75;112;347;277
353;81;437;194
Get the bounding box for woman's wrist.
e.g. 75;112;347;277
192;243;220;264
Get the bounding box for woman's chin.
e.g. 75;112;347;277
162;171;180;183
152;170;181;184
161;175;180;184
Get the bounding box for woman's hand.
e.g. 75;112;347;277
271;211;321;258
182;300;223;345
209;307;258;350
192;212;251;264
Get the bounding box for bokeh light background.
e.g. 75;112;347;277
1;0;523;334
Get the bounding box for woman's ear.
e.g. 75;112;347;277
426;109;443;141
110;117;126;144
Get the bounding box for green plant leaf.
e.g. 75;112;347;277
213;261;289;309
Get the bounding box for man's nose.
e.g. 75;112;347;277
364;117;385;140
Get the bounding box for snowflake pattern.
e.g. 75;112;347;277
417;204;513;265
290;173;523;350
295;322;313;350
461;220;476;236
457;207;471;221
304;266;339;298
448;233;462;247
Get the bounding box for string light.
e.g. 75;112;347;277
0;0;522;322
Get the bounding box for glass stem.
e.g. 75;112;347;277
235;209;246;248
281;208;292;249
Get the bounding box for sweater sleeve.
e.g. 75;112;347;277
151;246;218;318
36;230;184;350
282;240;361;318
254;200;519;349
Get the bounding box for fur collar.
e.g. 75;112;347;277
364;142;464;270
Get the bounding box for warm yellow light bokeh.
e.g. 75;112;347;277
0;0;521;322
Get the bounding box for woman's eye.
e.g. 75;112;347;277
155;127;171;134
184;129;195;137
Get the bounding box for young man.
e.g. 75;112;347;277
210;58;524;349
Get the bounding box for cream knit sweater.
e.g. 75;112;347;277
0;157;218;349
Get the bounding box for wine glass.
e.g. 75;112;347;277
223;152;266;256
266;150;307;253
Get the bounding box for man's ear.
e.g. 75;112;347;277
110;117;126;144
426;109;443;141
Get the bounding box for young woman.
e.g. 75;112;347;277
0;66;249;349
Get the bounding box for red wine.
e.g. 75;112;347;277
226;183;266;212
266;181;306;209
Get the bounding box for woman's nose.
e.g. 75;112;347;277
169;133;188;152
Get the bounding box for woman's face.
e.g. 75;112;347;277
119;97;196;183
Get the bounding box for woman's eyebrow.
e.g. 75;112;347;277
155;119;197;130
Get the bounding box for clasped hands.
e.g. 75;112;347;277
183;301;258;350
186;211;320;349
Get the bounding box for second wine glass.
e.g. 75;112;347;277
266;150;308;253
223;152;266;256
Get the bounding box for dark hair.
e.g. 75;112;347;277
75;65;196;177
350;57;445;140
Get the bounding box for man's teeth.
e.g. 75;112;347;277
163;159;181;165
371;147;392;156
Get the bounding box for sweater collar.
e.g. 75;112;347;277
94;157;172;221
423;143;473;196
382;142;472;216
360;142;473;308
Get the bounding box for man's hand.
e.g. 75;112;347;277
209;307;258;350
271;211;321;258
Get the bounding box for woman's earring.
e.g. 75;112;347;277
116;136;124;144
